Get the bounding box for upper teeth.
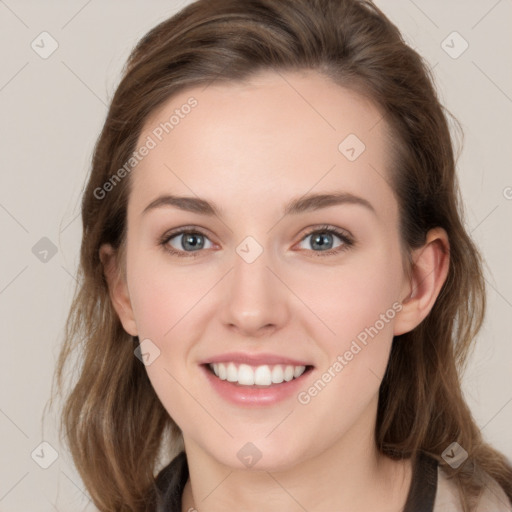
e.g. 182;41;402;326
209;362;307;386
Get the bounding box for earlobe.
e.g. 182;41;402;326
99;243;138;336
393;227;450;336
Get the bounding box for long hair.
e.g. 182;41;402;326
52;0;512;510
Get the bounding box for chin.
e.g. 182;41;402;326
200;437;309;473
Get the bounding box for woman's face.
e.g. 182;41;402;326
117;70;412;470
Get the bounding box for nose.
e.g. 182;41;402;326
219;243;291;337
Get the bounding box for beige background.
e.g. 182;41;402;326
1;0;511;510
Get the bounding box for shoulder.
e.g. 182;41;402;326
434;466;512;512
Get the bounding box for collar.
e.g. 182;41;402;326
155;450;438;511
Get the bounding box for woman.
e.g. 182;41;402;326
54;0;512;510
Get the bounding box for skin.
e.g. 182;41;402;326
100;69;449;511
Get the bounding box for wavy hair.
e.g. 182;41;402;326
52;0;512;510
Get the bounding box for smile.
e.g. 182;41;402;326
201;361;315;406
208;362;309;386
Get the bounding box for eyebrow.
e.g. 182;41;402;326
141;191;376;217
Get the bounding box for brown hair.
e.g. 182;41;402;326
52;0;512;510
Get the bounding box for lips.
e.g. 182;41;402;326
200;362;314;406
197;351;315;405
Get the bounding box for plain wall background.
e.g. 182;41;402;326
0;0;511;510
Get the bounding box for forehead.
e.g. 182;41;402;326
130;69;396;221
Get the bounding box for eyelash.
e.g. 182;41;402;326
158;224;354;258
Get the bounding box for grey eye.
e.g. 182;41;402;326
168;232;213;252
298;231;343;251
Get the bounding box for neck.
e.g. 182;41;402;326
180;397;413;512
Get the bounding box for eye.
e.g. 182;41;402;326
297;225;354;256
160;228;214;257
159;224;354;258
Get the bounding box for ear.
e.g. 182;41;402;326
393;227;450;336
99;243;138;337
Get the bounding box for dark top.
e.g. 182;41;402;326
155;450;438;512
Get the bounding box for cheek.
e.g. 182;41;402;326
294;254;402;430
297;246;403;401
296;246;403;347
127;249;211;340
126;255;208;426
129;272;172;339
